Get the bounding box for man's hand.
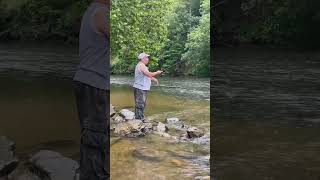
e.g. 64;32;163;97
156;70;163;75
151;77;159;85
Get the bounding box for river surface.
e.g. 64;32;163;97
0;43;210;179
213;47;320;180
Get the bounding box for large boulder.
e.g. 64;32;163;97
0;136;18;177
119;109;135;120
30;150;79;180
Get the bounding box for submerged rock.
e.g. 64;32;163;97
119;109;135;120
0;136;18;177
30;150;79;180
132;147;168;162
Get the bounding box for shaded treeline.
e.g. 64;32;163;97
213;0;320;49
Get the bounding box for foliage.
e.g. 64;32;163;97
182;0;210;76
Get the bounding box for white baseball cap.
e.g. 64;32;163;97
138;52;150;60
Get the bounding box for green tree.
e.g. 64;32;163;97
159;0;200;76
111;0;171;74
182;0;210;76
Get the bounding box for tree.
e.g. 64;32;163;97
182;0;210;76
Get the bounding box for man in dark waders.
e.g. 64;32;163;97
133;53;163;121
73;0;110;179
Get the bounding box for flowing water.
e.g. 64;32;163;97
0;43;210;179
213;47;320;180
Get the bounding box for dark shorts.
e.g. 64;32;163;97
74;81;110;180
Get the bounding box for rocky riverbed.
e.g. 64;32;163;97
0;104;210;180
110;105;210;146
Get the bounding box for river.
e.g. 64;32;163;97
213;47;320;180
0;43;210;179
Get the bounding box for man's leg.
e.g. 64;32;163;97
134;88;146;119
74;81;110;180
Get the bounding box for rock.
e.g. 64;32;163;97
153;131;171;138
132;147;168;162
112;115;126;124
187;127;204;138
166;117;179;124
119;109;135;120
195;176;210;180
190;133;210;145
166;122;188;132
0;136;18;177
156;122;167;133
8;162;48;180
127;119;143;130
113;119;151;137
110;104;116;117
30;150;79;180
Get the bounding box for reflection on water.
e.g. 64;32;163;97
213;47;320;180
0;43;210;179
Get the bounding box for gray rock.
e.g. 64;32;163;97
119;109;135;120
166;122;188;131
30;150;79;180
187;127;204;138
110;104;116;117
113;119;150;137
112;115;126;124
153;131;171;138
190;133;210;145
166;117;179;124
156;122;167;133
8;162;47;180
0;136;18;176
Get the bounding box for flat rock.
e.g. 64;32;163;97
119;109;135;120
30;150;79;180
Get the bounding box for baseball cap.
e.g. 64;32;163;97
138;52;150;60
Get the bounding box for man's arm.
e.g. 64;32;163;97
139;64;162;78
93;7;110;37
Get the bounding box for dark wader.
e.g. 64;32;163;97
134;87;148;120
74;81;110;180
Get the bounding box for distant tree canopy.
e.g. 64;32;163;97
0;0;210;76
214;0;320;49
